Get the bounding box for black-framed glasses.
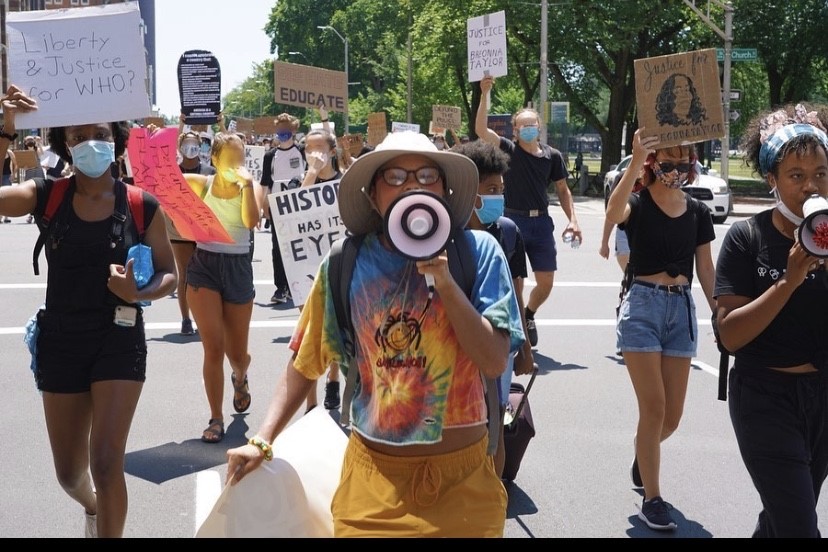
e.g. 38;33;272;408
378;166;442;186
657;161;691;174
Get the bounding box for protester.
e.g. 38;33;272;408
715;103;828;538
476;75;582;347
226;131;524;537
164;129;217;335
260;113;305;304
605;128;716;531
0;85;177;538
1;148;15;222
182;133;261;443
452;139;534;478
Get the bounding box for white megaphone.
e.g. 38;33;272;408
798;195;828;259
383;190;454;290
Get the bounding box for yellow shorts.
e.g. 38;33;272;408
331;432;508;537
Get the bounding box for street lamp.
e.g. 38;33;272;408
287;51;309;64
317;25;349;133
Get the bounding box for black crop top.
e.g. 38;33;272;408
714;209;828;370
619;187;715;283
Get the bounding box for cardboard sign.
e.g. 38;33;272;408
467;11;508;82
235;117;255;134
634;48;725;148
267;181;347;306
12;150;39;170
253;116;278;136
391;121;420;133
178;50;222;125
7;2;151;128
428;122;446;137
367;112;387;147
127;127;233;244
310;121;336;133
337;134;364;157
244;145;266;184
432;105;462;130
273;61;347;112
143;116;166;128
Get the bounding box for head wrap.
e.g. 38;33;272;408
758;104;828;176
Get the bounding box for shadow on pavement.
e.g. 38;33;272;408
147;332;201;344
533;352;589;374
125;414;250;484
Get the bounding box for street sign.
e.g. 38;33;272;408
729;110;740;122
716;48;758;62
729;89;741;102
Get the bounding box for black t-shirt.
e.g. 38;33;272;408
485;218;528;280
179;161;216;176
620;187;715;283
714;209;828;370
499;137;568;212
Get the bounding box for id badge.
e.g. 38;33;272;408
114;306;138;327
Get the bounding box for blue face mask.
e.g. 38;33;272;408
70;140;115;178
518;126;539;143
474;194;504;225
277;131;293;142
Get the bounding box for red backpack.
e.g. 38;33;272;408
32;177;146;275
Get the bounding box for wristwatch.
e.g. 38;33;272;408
0;127;18;141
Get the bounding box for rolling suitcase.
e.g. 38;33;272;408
501;368;538;482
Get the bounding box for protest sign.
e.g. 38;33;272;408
267;181;347;306
273;61;347;112
428;122;446;136
235;118;255;134
467;11;507;82
367;112;387;147
391;121;420;133
12;150;39;170
127;127;232;244
253;117;277;136
244;145;266;183
337;134;364;157
143;116;166;128
487;114;513;138
432;105;462;130
7;3;150;128
178;50;222;125
634;48;725;148
310;121;336;133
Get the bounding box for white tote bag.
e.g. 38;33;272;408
195;407;348;538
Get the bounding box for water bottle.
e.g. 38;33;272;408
562;231;580;249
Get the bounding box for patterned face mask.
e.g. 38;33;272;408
652;160;689;189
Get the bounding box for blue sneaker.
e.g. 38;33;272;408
639;496;677;531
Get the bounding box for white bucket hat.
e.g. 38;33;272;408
337;131;478;235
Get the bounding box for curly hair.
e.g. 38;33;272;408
48;122;129;164
177;130;200;147
274;113;300;131
655;74;707;127
741;103;828;178
451;139;510;178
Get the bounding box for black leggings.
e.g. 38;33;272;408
729;367;828;538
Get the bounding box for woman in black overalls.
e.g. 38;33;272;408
0;85;177;538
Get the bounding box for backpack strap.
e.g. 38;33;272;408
717;216;758;401
330;234;364;427
32;177;72;276
126;184;146;240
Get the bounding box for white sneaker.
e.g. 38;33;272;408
85;512;97;538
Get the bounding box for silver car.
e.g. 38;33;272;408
603;155;733;224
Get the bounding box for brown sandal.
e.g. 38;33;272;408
231;372;251;413
201;418;225;443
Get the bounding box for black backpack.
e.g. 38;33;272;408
327;228;503;455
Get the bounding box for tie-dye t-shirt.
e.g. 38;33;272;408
290;229;525;447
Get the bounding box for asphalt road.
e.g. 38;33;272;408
1;196;824;538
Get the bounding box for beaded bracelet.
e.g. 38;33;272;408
248;436;273;461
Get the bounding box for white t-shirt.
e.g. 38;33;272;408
270;145;305;190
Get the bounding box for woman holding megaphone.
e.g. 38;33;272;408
714;103;828;538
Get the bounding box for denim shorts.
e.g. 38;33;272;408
187;248;255;304
616;281;697;357
508;213;557;272
615;228;630;256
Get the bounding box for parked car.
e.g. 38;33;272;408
603;155;732;224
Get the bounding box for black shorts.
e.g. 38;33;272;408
187;248;255;304
35;310;147;394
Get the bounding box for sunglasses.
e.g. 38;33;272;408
378;166;442;187
657;161;691;174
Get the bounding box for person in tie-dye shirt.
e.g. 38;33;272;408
227;132;524;537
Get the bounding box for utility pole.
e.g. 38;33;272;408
682;0;733;181
407;10;413;124
539;0;548;145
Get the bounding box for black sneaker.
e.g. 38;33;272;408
181;318;195;336
525;318;538;347
270;289;289;304
324;381;341;410
639;496;677;531
630;455;643;488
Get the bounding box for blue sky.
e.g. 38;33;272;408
154;0;275;118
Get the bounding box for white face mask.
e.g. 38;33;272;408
180;142;200;160
771;187;805;225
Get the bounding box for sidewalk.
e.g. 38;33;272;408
731;195;774;217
